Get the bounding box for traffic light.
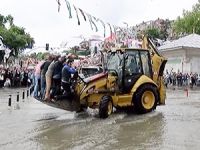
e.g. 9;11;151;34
46;43;49;50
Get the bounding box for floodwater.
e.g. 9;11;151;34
1;88;200;150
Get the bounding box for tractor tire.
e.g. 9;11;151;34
133;84;158;114
99;95;113;119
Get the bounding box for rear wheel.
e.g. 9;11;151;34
133;84;158;114
99;95;113;118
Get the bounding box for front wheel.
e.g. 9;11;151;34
133;84;158;114
99;95;113;118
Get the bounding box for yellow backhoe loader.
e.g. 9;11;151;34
35;36;167;118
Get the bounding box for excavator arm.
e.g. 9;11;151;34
142;35;167;104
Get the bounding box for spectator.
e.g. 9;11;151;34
44;55;59;101
60;58;77;98
14;69;21;87
40;55;53;99
4;78;11;87
51;56;66;98
0;69;4;88
33;61;44;98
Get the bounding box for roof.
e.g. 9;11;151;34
158;34;200;51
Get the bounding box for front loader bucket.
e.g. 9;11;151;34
34;95;81;112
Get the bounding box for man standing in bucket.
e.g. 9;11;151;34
61;58;77;98
52;58;77;101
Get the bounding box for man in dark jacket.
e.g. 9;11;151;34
61;59;77;99
51;56;66;98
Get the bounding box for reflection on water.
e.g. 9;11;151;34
33;111;165;150
1;89;200;149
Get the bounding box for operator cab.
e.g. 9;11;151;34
107;48;153;93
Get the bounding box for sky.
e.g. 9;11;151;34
0;0;199;47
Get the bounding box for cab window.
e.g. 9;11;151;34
125;51;142;75
140;51;151;77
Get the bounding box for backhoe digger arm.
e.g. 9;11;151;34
142;35;167;104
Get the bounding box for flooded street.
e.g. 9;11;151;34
1;88;200;150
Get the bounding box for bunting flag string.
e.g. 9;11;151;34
56;0;61;12
107;23;113;38
90;16;98;32
57;0;130;40
98;19;106;37
86;14;98;32
79;8;87;21
86;13;94;31
113;25;117;35
113;25;118;43
92;16;98;22
73;5;80;25
64;0;72;18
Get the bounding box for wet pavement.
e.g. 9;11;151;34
0;88;200;150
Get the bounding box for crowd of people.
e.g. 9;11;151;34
0;51;102;102
0;66;34;88
164;71;200;88
33;54;77;102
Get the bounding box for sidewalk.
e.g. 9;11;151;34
166;84;200;91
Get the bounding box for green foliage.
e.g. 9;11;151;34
66;47;91;56
145;25;169;40
62;49;71;54
0;14;35;60
0;14;7;27
36;52;49;60
36;52;43;60
76;50;90;56
145;28;160;39
173;0;200;35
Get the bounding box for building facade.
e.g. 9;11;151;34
158;34;200;74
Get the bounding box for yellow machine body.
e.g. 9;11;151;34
74;36;167;118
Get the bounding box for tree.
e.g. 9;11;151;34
173;0;200;35
6;15;13;26
145;28;160;39
0;14;7;27
0;14;35;63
